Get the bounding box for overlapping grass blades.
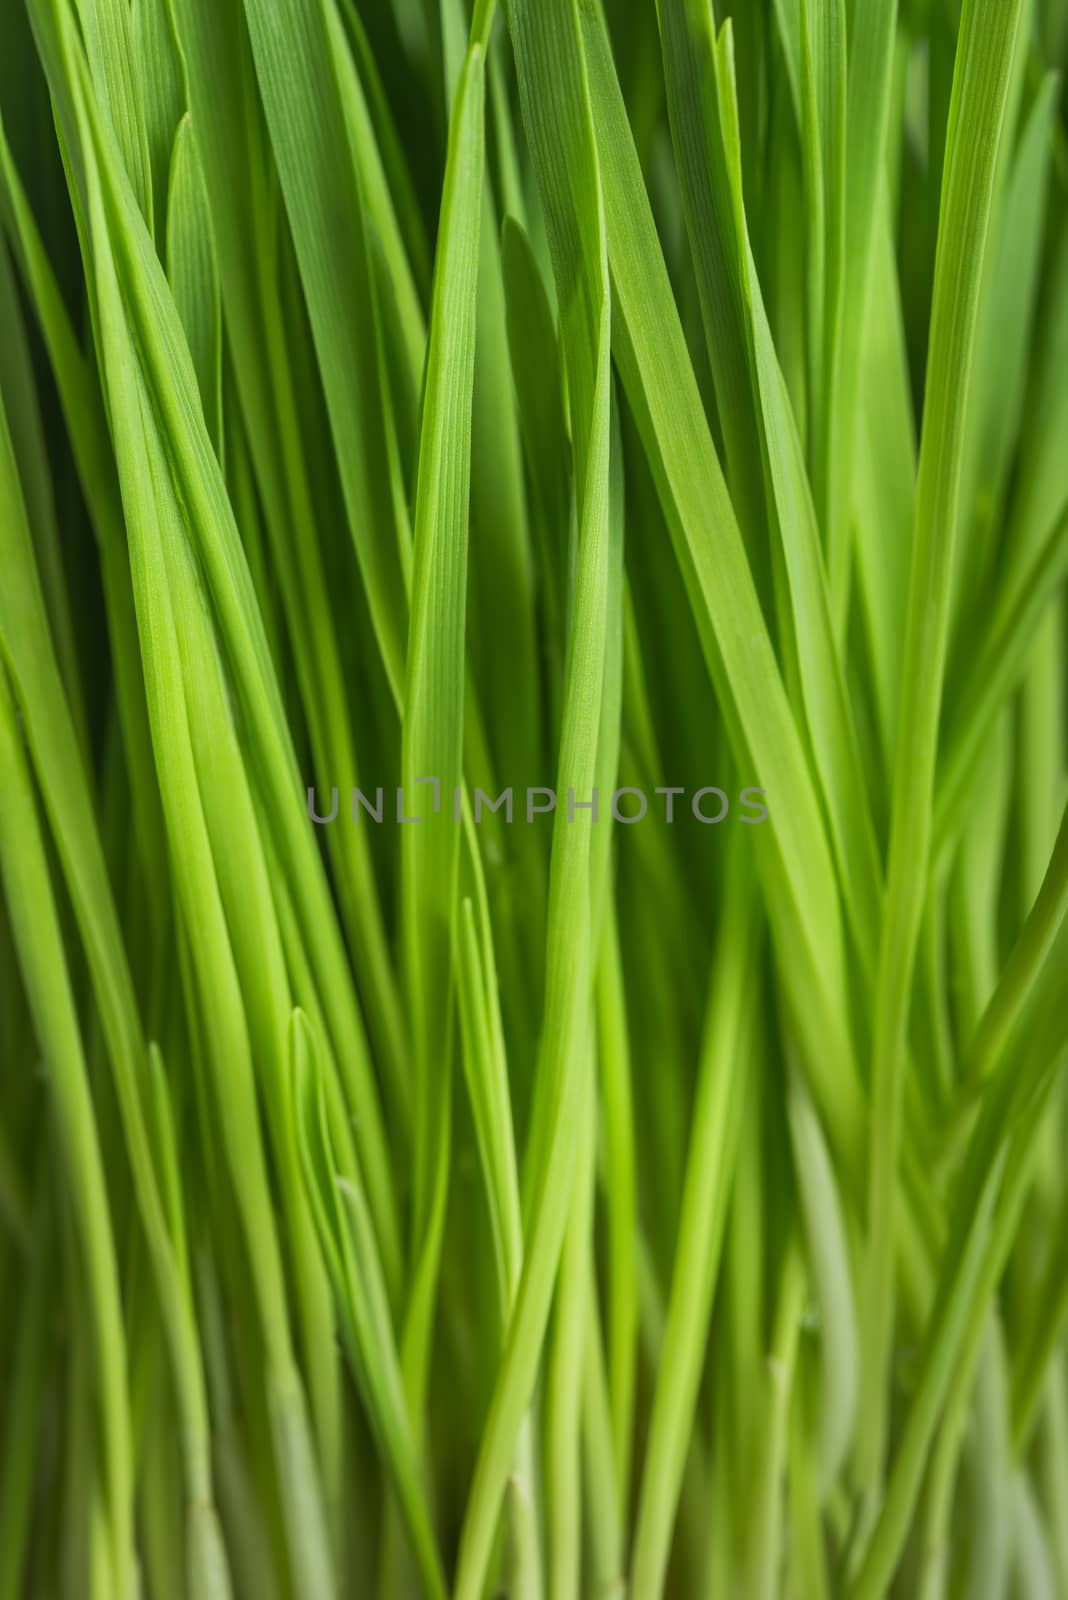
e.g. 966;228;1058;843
1;0;1067;1594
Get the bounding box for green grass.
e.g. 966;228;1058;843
1;0;1067;1595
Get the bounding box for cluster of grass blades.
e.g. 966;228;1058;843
1;0;1067;1594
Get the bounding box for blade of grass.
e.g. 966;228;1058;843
0;663;134;1600
337;0;432;298
852;193;916;772
948;718;1013;1046
0;224;224;1576
860;0;1026;1496
935;202;1068;861
82;84;335;1585
153;457;345;1549
581;1272;624;1594
291;1011;448;1600
0;235;88;759
942;794;1068;1155
501;211;573;736
0;111;170;943
165;117;221;455
0;1168;52;1600
708;17;884;979
934;508;1068;866
654;0;768;561
952;74;1057;620
824;0;899;634
595;901;638;1519
398;39;485;1431
544;1060;596;1600
66;0;404;1289
327;0;425;457
73;0;153;226
131;0;184;243
455;825;542;1597
787;1059;859;1495
240;0;409;698
629;848;758;1599
169;0;411;1139
453;0;613;1589
798;0;846;621
578;0;867;1185
853;935;1068;1596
